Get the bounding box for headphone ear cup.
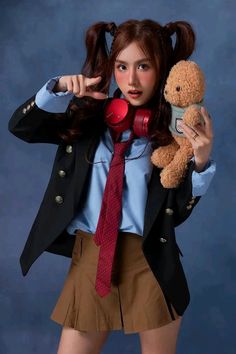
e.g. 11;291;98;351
104;98;134;133
133;109;153;137
104;97;153;137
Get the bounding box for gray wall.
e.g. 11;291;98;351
1;0;235;353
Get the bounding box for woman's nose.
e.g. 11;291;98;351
128;68;138;86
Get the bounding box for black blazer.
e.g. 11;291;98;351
8;95;201;317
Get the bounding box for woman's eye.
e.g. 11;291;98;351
138;64;149;70
117;64;126;71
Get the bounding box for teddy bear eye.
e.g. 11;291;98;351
176;86;181;91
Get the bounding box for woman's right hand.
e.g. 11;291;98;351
53;75;108;100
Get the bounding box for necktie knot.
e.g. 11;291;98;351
113;141;130;157
113;130;134;156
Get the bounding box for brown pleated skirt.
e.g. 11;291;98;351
50;229;180;334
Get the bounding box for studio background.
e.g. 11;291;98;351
1;0;235;353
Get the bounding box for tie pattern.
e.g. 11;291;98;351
93;130;134;297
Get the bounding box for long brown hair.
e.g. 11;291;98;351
55;19;195;147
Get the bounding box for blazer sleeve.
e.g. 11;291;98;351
171;160;201;227
8;94;70;144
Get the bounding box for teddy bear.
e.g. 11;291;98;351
150;60;205;188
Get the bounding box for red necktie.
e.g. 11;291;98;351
93;130;134;297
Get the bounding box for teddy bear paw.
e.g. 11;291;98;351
151;145;177;168
160;166;185;189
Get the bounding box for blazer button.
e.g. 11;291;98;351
58;170;66;177
160;237;167;243
66;145;73;153
55;195;63;204
165;208;174;215
189;199;196;205
186;205;192;210
31;100;35;107
27;104;31;110
22;108;27;114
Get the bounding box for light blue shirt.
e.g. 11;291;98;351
67;127;153;236
35;77;216;236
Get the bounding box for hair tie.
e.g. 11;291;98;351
106;22;117;37
163;22;175;37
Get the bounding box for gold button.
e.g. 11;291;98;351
186;205;192;210
165;208;174;215
27;104;31;110
55;195;63;204
58;170;66;177
31;101;35;107
189;200;195;205
160;237;167;243
66;145;73;153
22;108;27;114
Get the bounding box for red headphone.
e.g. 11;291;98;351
104;98;153;138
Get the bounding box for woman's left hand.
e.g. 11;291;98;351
179;107;214;172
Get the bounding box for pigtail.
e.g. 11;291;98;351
164;21;195;65
81;21;116;93
56;22;117;142
149;21;195;147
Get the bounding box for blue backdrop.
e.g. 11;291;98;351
1;0;235;353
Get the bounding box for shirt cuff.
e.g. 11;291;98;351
191;158;216;196
35;76;74;113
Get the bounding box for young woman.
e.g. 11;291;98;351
9;19;215;354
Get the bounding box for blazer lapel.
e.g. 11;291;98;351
143;166;168;239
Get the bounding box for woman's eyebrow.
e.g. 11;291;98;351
115;58;151;64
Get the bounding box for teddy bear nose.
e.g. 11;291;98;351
176;86;181;91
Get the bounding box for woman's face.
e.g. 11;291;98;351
114;41;158;106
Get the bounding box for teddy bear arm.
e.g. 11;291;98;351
150;139;179;168
160;143;193;188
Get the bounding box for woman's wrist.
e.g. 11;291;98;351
194;159;209;172
52;82;60;93
52;82;64;93
52;77;67;93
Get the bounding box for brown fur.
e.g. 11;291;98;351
151;60;205;188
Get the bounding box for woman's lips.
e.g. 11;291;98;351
128;90;142;99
